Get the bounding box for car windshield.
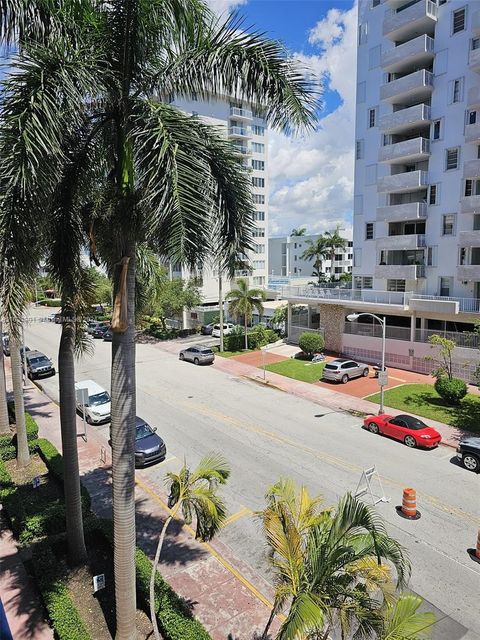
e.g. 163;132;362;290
200;349;213;354
30;356;49;366
403;417;427;430
136;423;154;440
325;364;338;370
89;392;110;406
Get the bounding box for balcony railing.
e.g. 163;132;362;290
381;34;434;74
380;104;431;134
377;170;428;193
380;69;434;103
345;322;480;349
379;137;430;163
470;48;480;73
415;328;480;347
461;195;480;214
271;285;407;306
232;144;252;156
377;234;426;250
377;202;427;222
407;293;480;314
463;159;480;178
465;122;480;144
344;322;411;342
375;264;425;279
383;0;438;40
228;126;251;138
229;107;253;119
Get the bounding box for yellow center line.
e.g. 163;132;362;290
222;506;254;527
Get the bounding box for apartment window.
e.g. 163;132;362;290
253;194;265;204
445;147;459;170
355;139;364;160
459;247;466;265
363;276;373;289
252;177;265;187
252;142;265;153
452;8;466;34
253;260;265;269
251;159;265;171
334;267;343;274
477;145;480;159
253;211;265;221
252;107;265;118
432;120;441;140
353;249;362;267
252;228;265;237
474;215;480;231
442;214;456;236
369;45;381;69
365;222;374;240
452;78;464;103
252;125;265;136
253;276;265;285
191;92;198;101
368;107;377;128
427;246;437;267
469;110;477;125
357;81;366;103
348;253;353;260
253;243;265;254
372;0;380;6
428;184;438;205
464;178;480;196
387;280;406;292
472;37;480;51
358;22;368;45
439;277;451;297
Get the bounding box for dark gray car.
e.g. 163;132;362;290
179;345;215;365
322;358;369;384
24;350;55;379
456;436;480;472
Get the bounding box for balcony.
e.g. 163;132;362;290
457;265;480;280
229;107;253;121
459;231;480;247
463;159;480;178
377;202;427;223
381;35;434;74
461;195;480;214
383;0;438;41
380;103;431;134
228;126;251;139
375;264;425;279
379;137;430;164
473;9;480;35
232;144;252;156
377;170;428;193
469;48;480;74
377;234;426;250
465;122;480;144
468;86;480;107
380;69;433;104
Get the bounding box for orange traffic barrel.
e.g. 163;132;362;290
396;487;421;520
468;529;480;564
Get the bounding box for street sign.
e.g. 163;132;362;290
93;574;105;593
378;371;388;386
75;388;89;405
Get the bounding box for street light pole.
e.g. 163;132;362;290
346;312;386;415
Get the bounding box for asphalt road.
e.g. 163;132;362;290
23;309;480;639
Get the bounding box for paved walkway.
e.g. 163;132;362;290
3;362;280;640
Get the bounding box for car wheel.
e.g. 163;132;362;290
341;374;349;384
194;358;200;365
363;368;369;377
404;435;417;448
368;422;380;435
179;353;185;361
86;414;92;425
463;454;479;472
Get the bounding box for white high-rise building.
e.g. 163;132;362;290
170;96;269;307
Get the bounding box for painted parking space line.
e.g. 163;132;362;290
222;506;254;528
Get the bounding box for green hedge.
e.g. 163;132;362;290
38;299;62;307
0;412;39;461
223;327;279;351
92;520;211;640
0;460;25;534
31;545;92;640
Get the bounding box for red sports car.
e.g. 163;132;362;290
363;413;442;448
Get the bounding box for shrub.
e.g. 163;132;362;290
0;411;38;460
31;545;92;640
434;376;468;405
39;299;62;307
0;460;25;535
298;332;325;357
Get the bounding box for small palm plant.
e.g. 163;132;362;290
381;594;435;639
226;277;266;350
149;454;230;640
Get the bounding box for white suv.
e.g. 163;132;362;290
75;379;111;424
212;323;235;337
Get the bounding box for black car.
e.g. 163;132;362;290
103;328;113;342
92;324;110;338
24;350;55;379
456;437;480;472
200;323;215;335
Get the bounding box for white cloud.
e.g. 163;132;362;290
268;3;357;238
205;0;247;16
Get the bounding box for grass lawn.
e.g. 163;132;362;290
263;359;326;384
366;383;480;434
216;349;254;358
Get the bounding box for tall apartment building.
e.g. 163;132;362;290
277;0;480;380
269;234;353;279
169;96;269;308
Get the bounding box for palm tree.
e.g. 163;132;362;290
301;237;329;284
259;486;410;640
150;454;230;640
9;334;30;468
0;322;9;435
226;277;266;349
290;227;307;237
380;594;435;639
324;225;347;280
0;3;319;636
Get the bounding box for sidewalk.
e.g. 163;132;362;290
4;365;280;640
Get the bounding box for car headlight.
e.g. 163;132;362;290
420;434;431;439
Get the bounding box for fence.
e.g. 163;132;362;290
344;322;411;342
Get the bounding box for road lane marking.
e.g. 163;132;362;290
134;476;279;615
222;506;254;528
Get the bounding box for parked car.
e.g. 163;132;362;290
23;350;55;379
87;320;110;336
322;358;369;384
212;323;235;337
47;313;57;322
2;333;9;356
53;313;62;324
363;413;442;449
200;323;215;335
20;345;31;360
134;417;166;467
456;436;480;472
75;380;111;424
179;345;215;365
103;328;113;342
92;324;110;339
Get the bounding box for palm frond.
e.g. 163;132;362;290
278;591;325;640
381;594;435;640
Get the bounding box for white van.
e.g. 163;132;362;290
75;379;111;424
211;323;235;337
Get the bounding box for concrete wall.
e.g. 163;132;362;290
318;304;346;353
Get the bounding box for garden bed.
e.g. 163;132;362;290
263;359;326;383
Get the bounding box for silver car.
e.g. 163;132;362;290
179;345;215;365
322;358;369;384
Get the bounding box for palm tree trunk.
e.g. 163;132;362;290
111;244;137;640
10;335;29;467
150;507;177;640
262;601;278;639
0;322;9;434
218;271;224;352
58;304;87;565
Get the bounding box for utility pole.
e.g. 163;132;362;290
218;268;224;352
